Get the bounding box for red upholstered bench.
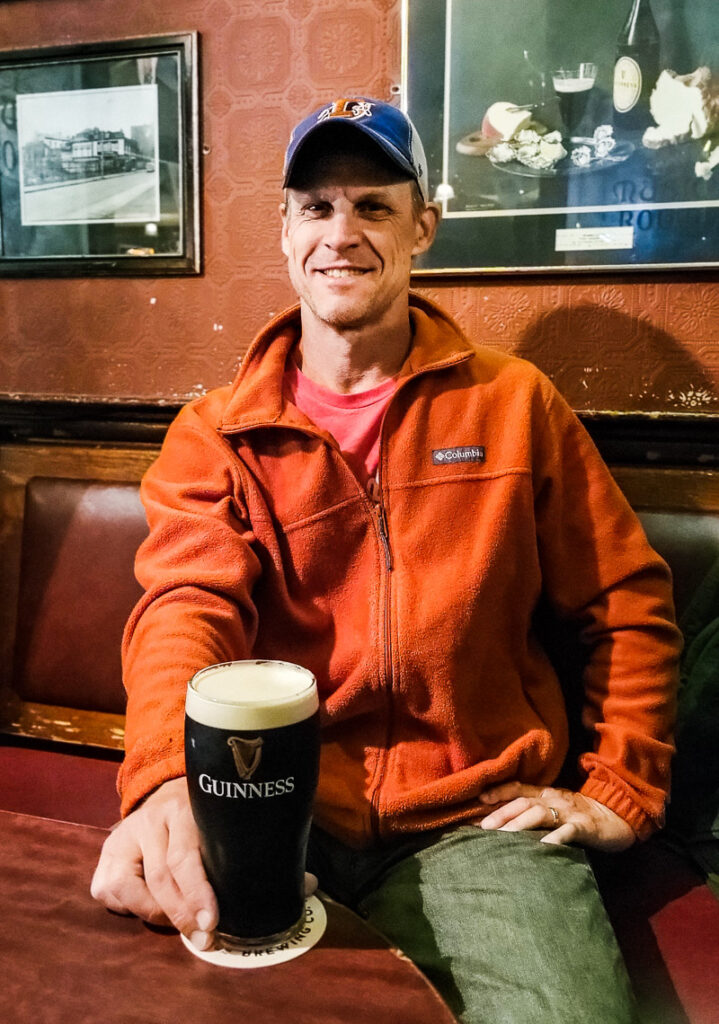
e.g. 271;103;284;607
0;443;156;826
594;842;719;1024
2;475;149;826
14;477;146;718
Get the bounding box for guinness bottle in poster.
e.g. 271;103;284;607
613;0;661;135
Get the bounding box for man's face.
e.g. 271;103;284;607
281;147;437;333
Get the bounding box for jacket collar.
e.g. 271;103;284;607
219;292;475;434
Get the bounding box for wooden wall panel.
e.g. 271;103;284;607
0;0;717;415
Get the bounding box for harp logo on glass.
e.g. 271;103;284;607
197;736;295;800
228;735;264;780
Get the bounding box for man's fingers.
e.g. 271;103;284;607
540;822;578;846
90;840;171;926
165;832;218;932
141;826;205;938
91;778;220;949
480;782;542;805
141;797;217;942
477;782;637;851
498;805;550;832
95;872;172;925
480;796;538;830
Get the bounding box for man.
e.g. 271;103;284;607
92;98;680;1023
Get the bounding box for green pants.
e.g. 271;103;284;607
307;825;638;1024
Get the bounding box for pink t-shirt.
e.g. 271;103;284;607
284;360;396;488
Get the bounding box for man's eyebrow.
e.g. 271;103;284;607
355;189;396;202
287;188;324;200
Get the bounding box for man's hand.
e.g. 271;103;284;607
91;776;319;950
477;782;636;852
90;777;219;950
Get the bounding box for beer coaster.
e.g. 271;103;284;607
180;896;327;969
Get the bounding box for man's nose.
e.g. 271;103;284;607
323;211;361;250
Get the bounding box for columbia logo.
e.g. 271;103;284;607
433;446;485;465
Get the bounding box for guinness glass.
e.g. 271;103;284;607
185;660;320;948
552;63;598;139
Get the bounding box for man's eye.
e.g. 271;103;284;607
359;203;392;218
302;203;329;217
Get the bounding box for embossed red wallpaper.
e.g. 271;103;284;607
0;0;717;414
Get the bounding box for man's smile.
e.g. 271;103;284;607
316;267;372;278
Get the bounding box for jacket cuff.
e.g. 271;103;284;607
118;752;187;818
579;775;664;842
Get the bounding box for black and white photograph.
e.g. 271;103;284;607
18;84;160;227
0;32;199;276
404;0;719;273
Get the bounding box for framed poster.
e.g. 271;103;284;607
0;33;200;276
403;0;719;273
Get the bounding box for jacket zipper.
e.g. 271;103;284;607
241;421;394;839
368;470;394;838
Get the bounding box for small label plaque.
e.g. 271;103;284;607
555;227;635;252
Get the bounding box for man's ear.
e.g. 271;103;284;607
280;202;289;257
412;202;440;257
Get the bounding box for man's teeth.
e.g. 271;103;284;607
322;268;366;277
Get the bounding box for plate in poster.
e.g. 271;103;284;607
492;140;634;178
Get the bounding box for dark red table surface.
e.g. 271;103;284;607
0;810;457;1024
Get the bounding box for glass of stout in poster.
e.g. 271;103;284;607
552;62;598;141
185;660;320;949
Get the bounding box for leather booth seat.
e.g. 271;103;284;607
14;477;147;714
639;509;719;618
1;475;148;827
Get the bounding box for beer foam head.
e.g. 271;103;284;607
186;660;319;730
552;77;595;94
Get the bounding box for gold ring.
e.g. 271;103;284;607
548;806;560;827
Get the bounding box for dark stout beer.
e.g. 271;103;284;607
185;660;319;948
552;64;597;139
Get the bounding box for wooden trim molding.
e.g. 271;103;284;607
1;399;718;467
611;466;719;513
0;697;125;752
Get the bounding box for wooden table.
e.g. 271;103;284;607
0;810;458;1024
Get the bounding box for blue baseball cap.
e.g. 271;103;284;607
283;97;429;202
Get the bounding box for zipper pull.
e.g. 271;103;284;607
367;476;392;571
377;502;393;572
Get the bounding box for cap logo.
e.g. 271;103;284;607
318;98;373;123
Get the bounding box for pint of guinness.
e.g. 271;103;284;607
185;660;320;948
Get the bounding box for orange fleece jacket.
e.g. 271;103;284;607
119;295;681;844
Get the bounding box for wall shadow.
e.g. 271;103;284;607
513;305;717;414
